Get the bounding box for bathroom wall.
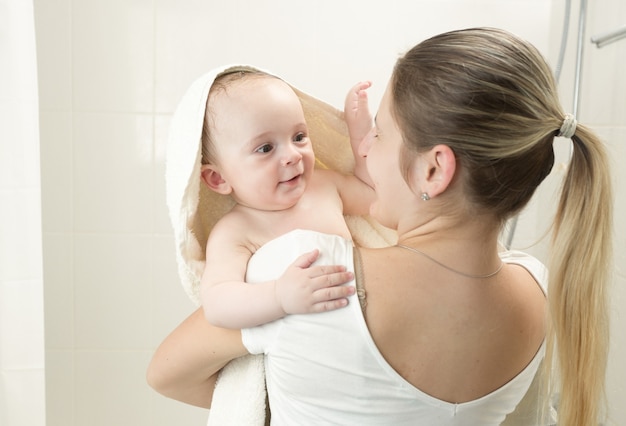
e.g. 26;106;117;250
579;1;626;424
0;1;46;425
33;0;624;425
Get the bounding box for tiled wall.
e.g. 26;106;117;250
34;0;624;425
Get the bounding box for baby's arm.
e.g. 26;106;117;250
323;81;375;216
200;220;355;329
344;81;374;187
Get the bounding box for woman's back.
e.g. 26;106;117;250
360;245;546;404
241;230;548;425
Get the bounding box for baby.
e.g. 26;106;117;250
198;69;374;328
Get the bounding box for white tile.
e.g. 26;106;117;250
150;235;197;347
73;0;154;112
74;234;152;350
45;349;74;426
600;126;626;426
39;110;73;233
584;19;626;124
154;0;552;113
33;0;72;111
75;350;154;426
583;35;626;124
73;112;154;233
154;0;235;113
154;115;173;235
43;233;74;349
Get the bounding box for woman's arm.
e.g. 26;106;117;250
146;307;248;408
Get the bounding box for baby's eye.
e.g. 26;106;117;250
255;144;273;153
294;132;307;143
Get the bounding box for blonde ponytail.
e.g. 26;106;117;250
546;125;612;425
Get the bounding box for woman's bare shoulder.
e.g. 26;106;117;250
354;246;546;402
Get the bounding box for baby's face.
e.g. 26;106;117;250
209;77;315;211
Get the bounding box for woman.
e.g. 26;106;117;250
148;28;612;425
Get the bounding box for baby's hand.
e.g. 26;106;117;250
275;249;355;315
344;81;373;144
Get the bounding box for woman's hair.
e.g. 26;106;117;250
201;69;274;165
392;27;612;425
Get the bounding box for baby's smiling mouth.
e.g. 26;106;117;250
280;174;301;185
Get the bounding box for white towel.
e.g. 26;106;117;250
165;64;395;425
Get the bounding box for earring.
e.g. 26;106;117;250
421;192;430;201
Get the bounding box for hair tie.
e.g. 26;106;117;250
558;113;577;139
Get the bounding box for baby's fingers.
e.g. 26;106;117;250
290;249;321;269
310;266;354;290
349;80;372;96
310;267;355;309
311;283;356;313
311;298;351;313
346;81;372;110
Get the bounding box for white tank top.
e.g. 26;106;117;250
242;230;547;425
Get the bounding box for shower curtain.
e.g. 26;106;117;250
0;0;46;424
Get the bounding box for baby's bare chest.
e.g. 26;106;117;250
244;186;351;251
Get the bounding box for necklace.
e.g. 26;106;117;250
395;244;504;279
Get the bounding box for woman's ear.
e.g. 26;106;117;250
200;164;232;195
420;144;456;198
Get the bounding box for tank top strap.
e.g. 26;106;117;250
353;245;367;312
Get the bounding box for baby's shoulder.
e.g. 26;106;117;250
309;168;343;193
208;207;277;254
208;209;255;246
313;167;341;181
213;206;250;229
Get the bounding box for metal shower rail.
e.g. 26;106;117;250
591;25;626;48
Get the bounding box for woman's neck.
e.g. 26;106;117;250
395;213;502;274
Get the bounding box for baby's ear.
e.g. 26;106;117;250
200;164;232;195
